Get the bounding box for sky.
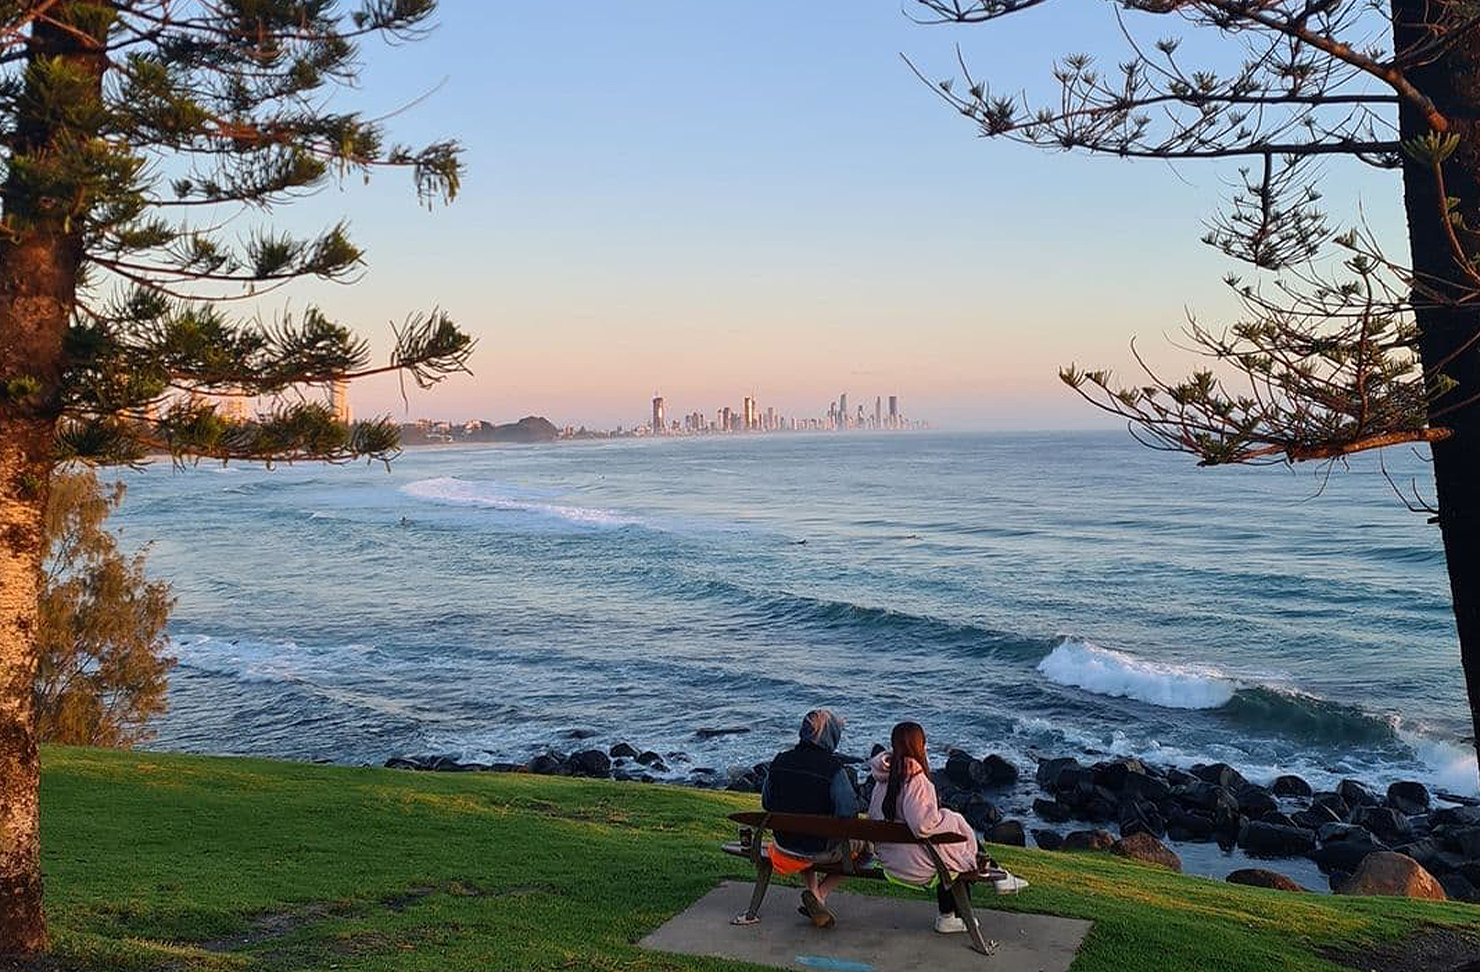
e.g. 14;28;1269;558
262;1;1408;431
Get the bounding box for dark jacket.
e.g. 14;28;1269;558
761;740;861;854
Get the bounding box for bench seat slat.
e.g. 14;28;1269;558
718;842;993;883
727;810;968;845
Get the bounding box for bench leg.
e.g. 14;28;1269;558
745;858;774;921
950;880;992;956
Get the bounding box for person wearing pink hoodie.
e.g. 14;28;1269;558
868;721;1027;935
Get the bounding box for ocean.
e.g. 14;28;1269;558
116;430;1471;808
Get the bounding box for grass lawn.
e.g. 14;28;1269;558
30;745;1479;971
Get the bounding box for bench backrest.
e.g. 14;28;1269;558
728;811;967;845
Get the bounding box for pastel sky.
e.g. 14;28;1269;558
265;2;1406;430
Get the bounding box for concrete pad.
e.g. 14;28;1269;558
640;881;1092;972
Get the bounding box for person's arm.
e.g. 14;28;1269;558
900;775;951;836
829;767;861;817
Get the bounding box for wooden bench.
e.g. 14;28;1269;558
721;810;1000;955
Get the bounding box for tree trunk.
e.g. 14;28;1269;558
1394;3;1480;773
0;5;103;955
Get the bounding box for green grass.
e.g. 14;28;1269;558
34;745;1480;971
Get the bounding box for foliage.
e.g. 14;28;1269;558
36;746;1480;972
909;0;1477;468
35;469;173;747
0;1;475;467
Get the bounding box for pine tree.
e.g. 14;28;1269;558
0;2;471;954
912;2;1480;779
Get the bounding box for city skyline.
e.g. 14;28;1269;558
646;389;920;436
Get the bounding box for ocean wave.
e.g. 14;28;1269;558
400;477;640;528
1037;639;1238;709
1217;686;1398;746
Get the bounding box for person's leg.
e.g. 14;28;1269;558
936;882;956;915
814;872;847;902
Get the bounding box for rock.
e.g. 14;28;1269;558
1311;791;1351;819
1259;811;1298;829
961;795;1002;832
1352;806;1411;845
609;742;640;759
1093;758;1149;792
1062;829;1117;852
1394;838;1442;873
1033;797;1072;823
1166;767;1197;788
945;749;976;787
1119;799;1167;839
1192;763;1247;790
384;757;423;770
570;749;612;778
1442;825;1480;859
1271;775;1313;798
696;726;750;739
1175;781;1237;814
527;753;564;775
1441;872;1480;902
1036;757;1084;792
1333;851;1446;901
987;820;1026;846
1437;790;1480;808
1226;868;1306;892
665;751;691;763
1123;773;1172;803
1337;779;1379;808
1432;804;1480;829
1387;780;1431;815
1238;821;1316;857
1112;832;1182;872
1032;829;1064;851
636;750;665;766
979;753;1020;785
1236;784;1279;818
1291;804;1343;830
1311;828;1390;874
1166;807;1216;840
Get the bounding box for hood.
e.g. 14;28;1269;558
869;751;892;782
799;708;844;752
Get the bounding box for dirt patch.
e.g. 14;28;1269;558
198;900;350;952
1325;927;1480;972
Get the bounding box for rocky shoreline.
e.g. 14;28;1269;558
386;736;1479;901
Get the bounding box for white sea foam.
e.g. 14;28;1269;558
1037;638;1237;710
400;477;639;527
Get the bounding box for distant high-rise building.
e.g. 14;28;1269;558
874;396;882;429
743;396;757;431
721;406;732;432
888;395;898;429
765;406;775;431
838;393;848;429
220;389;250;424
330;380;351;425
652;395;665;434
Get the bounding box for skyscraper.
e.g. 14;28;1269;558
874;396;882;429
743;396;757;431
888;395;898;429
330;380;351;425
838;393;848;429
652;395;665;435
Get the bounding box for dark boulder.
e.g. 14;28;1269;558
1311;791;1351;821
527;753;564;775
1442;825;1480;859
945;749;977;788
1291;804;1343;830
609;742;640;759
1259;811;1298;829
961;795;1002;832
1119;799;1167;839
1432;804;1480;829
1310;828;1389;874
1175;781;1237;815
1062;829;1117;852
1112;832;1182;872
1238;821;1316;858
384;756;423;770
1443;872;1480;902
1352;806;1412;845
1166;767;1197;787
696;726;751;739
1036;757;1083;792
1394;838;1441;873
1032;829;1064;851
1226;868;1307;892
1337;779;1379;808
1192;763;1247;790
987;820;1027;846
1033;797;1073;823
570;749;612;778
1123;772;1172;803
1236;784;1279;818
1271;775;1313;798
1093;758;1149;792
1166;807;1216;841
563;728;598;739
1387;780;1431;815
979;753;1020;786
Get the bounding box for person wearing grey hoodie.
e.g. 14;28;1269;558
761;708;863;927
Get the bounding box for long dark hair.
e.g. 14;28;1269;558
882;721;929;822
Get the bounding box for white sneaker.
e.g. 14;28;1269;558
993;873;1030;894
934;914;968;934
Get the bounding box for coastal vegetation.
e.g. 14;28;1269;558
910;2;1480;772
36;469;173;748
31;746;1480;972
0;0;473;956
